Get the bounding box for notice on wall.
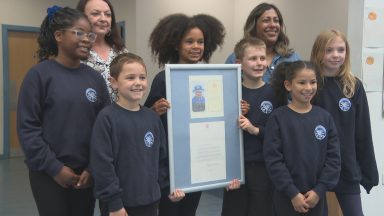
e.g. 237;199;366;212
365;0;384;8
362;48;384;92
363;7;384;47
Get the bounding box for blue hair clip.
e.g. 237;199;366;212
47;5;63;22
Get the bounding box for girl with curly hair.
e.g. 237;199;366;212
145;13;239;216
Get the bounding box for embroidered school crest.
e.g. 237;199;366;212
314;125;327;140
144;131;154;147
85;88;97;102
339;98;351;112
260;101;273;114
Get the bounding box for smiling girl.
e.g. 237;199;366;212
264;61;341;216
17;6;110;216
144;13;229;216
311;29;378;216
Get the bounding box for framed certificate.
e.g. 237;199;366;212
165;64;244;193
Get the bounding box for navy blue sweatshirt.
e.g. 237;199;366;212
242;84;276;162
90;104;167;211
315;77;378;193
263;105;341;199
17;60;110;177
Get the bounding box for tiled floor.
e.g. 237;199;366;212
0;157;223;216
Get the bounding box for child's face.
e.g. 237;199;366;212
322;36;346;76
111;62;147;105
178;27;204;64
284;68;317;106
239;46;267;82
56;18;93;61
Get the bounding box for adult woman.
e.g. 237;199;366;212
226;3;300;83
77;0;128;101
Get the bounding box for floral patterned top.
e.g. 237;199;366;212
82;47;128;101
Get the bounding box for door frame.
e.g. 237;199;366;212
1;25;39;159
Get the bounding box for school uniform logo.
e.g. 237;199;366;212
260;101;273;114
339;98;351;112
144;131;154;147
314;125;327;140
85;88;97;102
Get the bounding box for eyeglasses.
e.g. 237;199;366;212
63;29;97;43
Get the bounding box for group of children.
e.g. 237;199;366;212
16;4;378;216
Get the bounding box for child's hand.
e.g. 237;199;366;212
74;170;92;189
109;208;128;216
151;98;171;115
226;179;241;191
53;166;80;188
304;190;320;208
168;189;185;202
239;115;259;135
241;100;250;115
291;193;310;213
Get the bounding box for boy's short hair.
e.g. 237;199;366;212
110;53;147;80
234;37;266;60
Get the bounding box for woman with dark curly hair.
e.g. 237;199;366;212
145;13;239;216
226;2;300;83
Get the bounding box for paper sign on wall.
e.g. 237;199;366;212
362;48;384;92
363;8;384;47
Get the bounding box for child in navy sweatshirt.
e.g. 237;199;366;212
311;29;378;216
264;61;341;216
145;13;240;216
221;37;276;216
17;6;110;216
90;53;184;216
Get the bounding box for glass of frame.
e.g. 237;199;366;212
165;64;244;193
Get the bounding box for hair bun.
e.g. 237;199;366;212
47;5;63;22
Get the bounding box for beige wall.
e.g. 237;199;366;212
0;0;349;156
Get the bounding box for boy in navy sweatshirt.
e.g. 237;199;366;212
90;53;184;216
221;37;276;216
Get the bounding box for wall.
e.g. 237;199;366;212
110;0;136;52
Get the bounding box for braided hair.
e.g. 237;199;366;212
37;6;89;61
